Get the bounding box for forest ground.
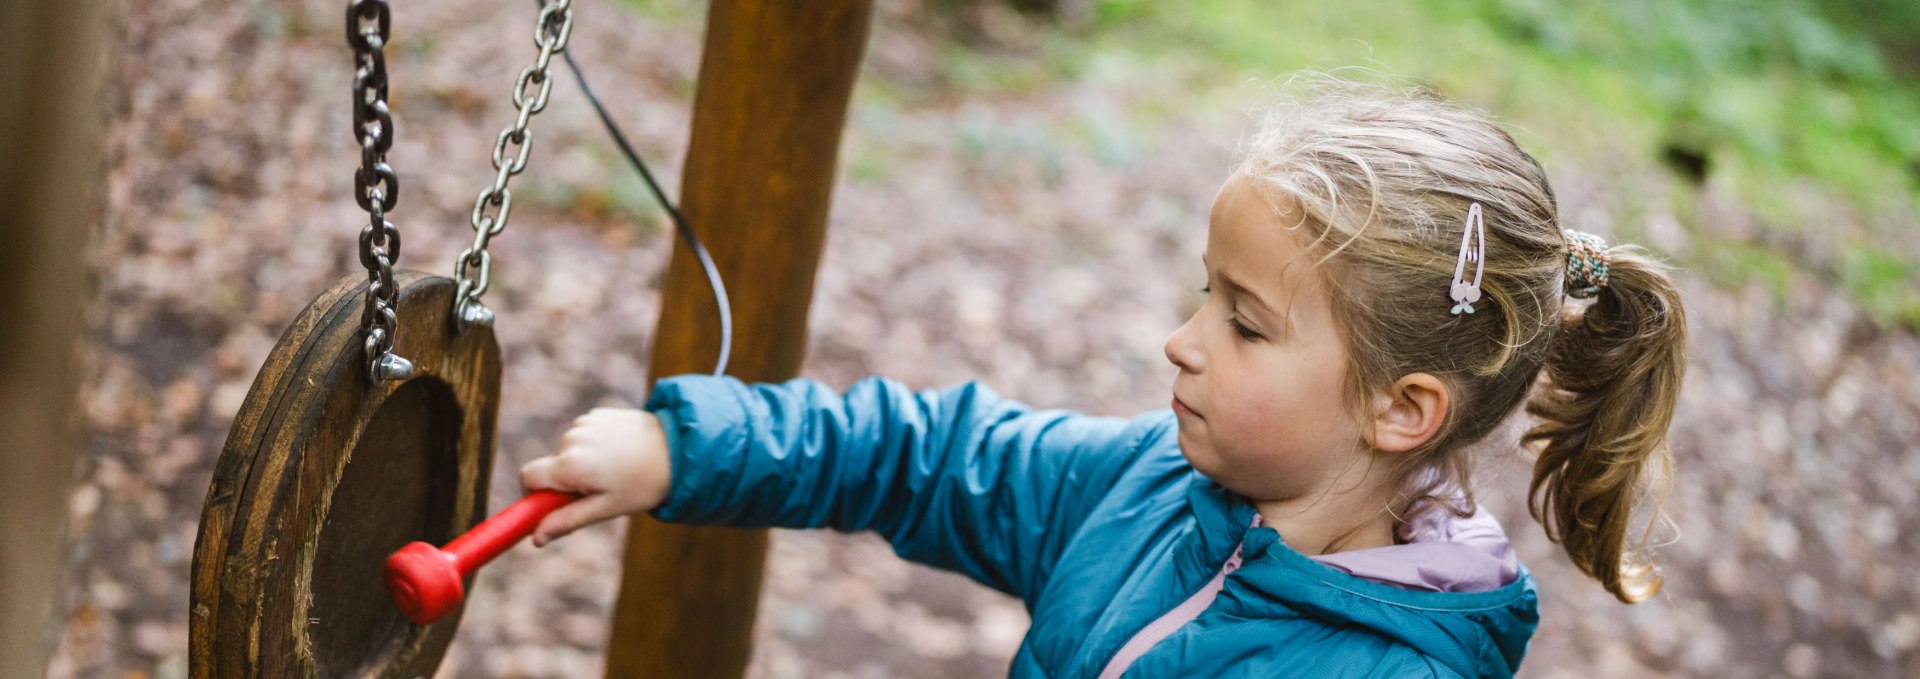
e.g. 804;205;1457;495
48;0;1920;677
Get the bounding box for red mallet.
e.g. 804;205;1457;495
384;489;579;625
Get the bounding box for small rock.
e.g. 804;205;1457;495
1766;516;1802;562
778;605;824;641
91;576;131;611
1786;575;1821;615
209;379;251;422
1782;643;1818;678
132;620;183;658
894;603;969;661
1885;613;1920;654
161;377;204;423
69;484;103;520
1860;506;1897;547
971;599;1029;655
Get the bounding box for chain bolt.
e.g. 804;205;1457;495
374;352;416;381
458;300;496;330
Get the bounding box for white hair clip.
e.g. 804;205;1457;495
1449;202;1486;315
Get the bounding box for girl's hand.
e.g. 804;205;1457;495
518;407;672;547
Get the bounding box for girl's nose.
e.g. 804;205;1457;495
1164;318;1203;373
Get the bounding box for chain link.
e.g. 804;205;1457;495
347;0;413;381
453;0;575;328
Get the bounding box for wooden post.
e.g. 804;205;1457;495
603;2;873;677
0;1;107;677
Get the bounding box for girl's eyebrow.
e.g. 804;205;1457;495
1202;254;1280;319
1223;276;1279;319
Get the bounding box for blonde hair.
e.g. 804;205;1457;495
1235;74;1687;604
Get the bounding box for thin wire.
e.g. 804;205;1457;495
540;0;732;376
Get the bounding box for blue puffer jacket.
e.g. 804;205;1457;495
643;375;1540;678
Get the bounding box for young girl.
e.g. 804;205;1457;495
517;77;1687;678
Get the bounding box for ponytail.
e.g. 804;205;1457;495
1524;244;1687;603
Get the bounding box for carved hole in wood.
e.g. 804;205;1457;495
310;377;461;675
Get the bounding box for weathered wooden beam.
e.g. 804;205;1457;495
0;1;107;677
604;1;874;677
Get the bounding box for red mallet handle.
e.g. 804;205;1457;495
384;489;579;625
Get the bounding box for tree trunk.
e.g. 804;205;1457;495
0;1;107;677
603;2;873;677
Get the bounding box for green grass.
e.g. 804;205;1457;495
1840;247;1920;326
1707;243;1799;303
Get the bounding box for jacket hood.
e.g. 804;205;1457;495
1312;496;1522;594
1188;476;1540;679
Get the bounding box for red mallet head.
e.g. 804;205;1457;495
384;541;465;625
383;490;578;625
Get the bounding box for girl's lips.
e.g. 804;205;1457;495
1172;396;1200;419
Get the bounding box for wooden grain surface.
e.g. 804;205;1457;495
604;2;875;677
189;272;502;678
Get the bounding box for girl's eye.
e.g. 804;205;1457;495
1227;317;1261;341
1198;285;1211;294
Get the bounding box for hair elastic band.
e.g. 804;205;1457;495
1562;230;1611;298
1449;203;1486;315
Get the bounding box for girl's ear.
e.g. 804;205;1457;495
1367;373;1449;454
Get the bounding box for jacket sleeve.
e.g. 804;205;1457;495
641;373;1167;600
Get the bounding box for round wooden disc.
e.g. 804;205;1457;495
190;271;503;678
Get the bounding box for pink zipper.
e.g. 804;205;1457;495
1096;514;1262;679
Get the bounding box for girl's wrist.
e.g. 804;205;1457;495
639;410;673;511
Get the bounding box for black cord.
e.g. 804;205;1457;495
540;0;733;377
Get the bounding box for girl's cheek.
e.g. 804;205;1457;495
1240;382;1287;417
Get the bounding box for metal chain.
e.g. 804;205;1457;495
347;0;414;382
452;0;576;329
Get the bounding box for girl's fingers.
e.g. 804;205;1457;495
531;492;616;547
521;445;595;494
521;407;654;545
519;455;559;493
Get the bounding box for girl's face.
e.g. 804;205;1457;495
1164;175;1365;503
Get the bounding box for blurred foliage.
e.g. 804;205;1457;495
957;0;1920;324
616;0;1920;324
1080;0;1919;210
1840;247;1920;326
1476;0;1918;203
